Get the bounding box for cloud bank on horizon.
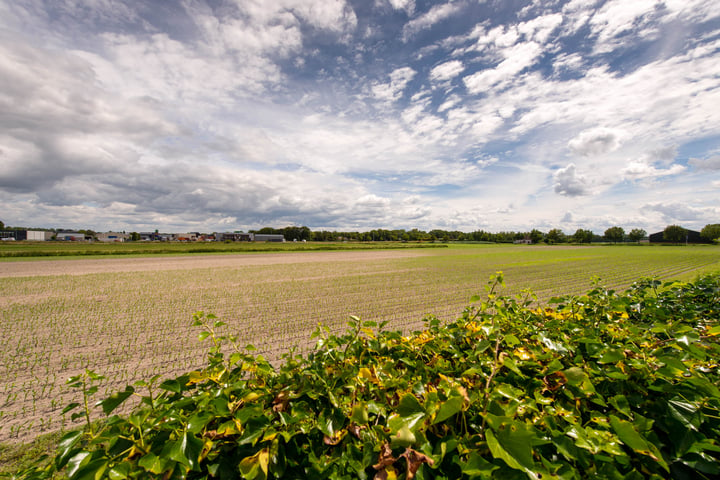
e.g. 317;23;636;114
0;0;719;234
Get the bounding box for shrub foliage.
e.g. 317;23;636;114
12;273;720;479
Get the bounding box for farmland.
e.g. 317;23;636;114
0;244;718;444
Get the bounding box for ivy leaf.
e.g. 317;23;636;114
55;430;83;469
98;386;134;415
239;448;270;480
397;393;425;417
609;416;668;471
138;453;165;475
432;395;464;424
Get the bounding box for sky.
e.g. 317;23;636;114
1;0;719;234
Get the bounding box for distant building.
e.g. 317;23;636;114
97;232;130;242
174;233;198;242
253;234;285;242
26;230;52;241
56;232;86;241
648;229;708;244
216;232;253;242
0;230;24;240
215;232;284;242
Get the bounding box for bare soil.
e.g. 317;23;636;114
0;250;432;278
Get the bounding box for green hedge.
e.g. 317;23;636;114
12;273;720;479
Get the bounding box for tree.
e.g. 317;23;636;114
604;226;625;244
573;229;593;244
529;229;543;244
0;219;4;230
700;224;720;243
545;228;565;244
627;228;647;243
663;224;687;243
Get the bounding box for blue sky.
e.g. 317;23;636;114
1;0;719;234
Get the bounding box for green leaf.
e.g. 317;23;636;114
390;424;416;448
66;452;92;479
433;395;464;424
608;395;632;419
165;432;203;471
397;393;425;417
539;332;570;354
351;402;369;424
98;386;135;415
62;402;80;415
461;452;499;477
609;416;668;471
108;461;131;480
239;448;269;480
187;411;214;434
72;458;108;480
486;427;540;475
317;408;345;438
598;348;625;364
55;430;83;469
563;367;596;395
138;452;165;474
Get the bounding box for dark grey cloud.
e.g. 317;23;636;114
689;155;720;171
640;202;706;223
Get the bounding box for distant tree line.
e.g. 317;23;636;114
3;219;719;244
252;224;719;244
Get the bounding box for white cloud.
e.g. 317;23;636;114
372;66;417;103
567;127;622;156
437;94;461;112
553;163;591;196
387;0;415;15
620;161;685;180
429;60;464;83
517;13;564;43
463;41;542;94
402;1;465;42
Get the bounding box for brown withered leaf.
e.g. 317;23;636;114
373;466;396;480
372;442;397;470
323;429;347;445
272;391;291;413
542;371;566;393
401;448;435;480
349;422;367;439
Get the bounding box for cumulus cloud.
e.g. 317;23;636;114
553;163;591;196
567;127;622;156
